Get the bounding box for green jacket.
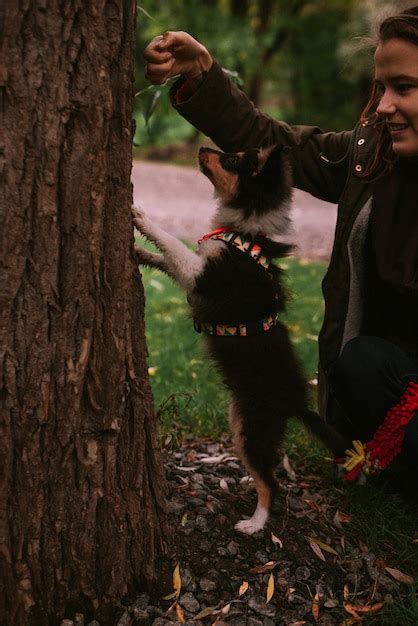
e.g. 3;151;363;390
173;62;379;420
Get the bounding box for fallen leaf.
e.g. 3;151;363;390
304;499;322;513
385;567;414;585
162;591;176;601
194;607;216;620
343;604;362;623
271;532;283;548
205;500;216;513
199;454;238;464
266;573;275;603
239;581;249;596
312;591;320;622
180;512;188;526
173;563;181;598
219;478;229;491
175;603;186;623
308;539;326;562
221;603;231;615
282;453;297;480
308;537;338;556
343;584;350;601
344;602;383;621
249;560;278;574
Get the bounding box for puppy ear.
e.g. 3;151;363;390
252;144;286;176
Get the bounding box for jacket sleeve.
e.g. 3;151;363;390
171;63;352;204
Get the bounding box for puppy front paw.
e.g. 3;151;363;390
134;243;151;265
131;205;150;235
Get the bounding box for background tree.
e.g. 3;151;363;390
134;0;372;150
1;2;168;624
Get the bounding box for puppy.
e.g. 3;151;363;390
132;145;347;535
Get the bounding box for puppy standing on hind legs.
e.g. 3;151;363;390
132;144;348;535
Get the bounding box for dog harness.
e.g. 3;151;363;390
198;228;272;269
194;228;277;337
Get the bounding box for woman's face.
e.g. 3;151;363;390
375;37;418;157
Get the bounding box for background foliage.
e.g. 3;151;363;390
135;0;402;148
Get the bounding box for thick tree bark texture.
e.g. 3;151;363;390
1;2;168;624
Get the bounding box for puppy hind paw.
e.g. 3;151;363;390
234;508;268;535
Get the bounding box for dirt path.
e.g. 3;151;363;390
132;160;337;261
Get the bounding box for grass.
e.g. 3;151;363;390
140;246;418;619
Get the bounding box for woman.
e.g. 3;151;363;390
143;7;418;484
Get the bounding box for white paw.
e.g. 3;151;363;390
235;506;268;535
131;206;149;234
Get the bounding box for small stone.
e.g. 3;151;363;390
182;568;197;592
116;612;131;626
195;514;210;533
199;578;217;592
167;499;187;515
384;593;394;605
147;606;163;618
226;540;239;556
246;619;263;626
248;596;277;618
179;592;200;613
255;551;269;563
132;609;148;623
199;539;212;553
74;615;84;626
218;547;228;556
133;593;150;610
295;566;311;580
61;621;74;626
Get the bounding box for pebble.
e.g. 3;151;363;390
195;514;210;533
255;550;269;563
295;566;311;580
116;612;131;626
179;592;200;613
248;596;277;618
133;593;150;610
226;540;239;556
199;577;217;591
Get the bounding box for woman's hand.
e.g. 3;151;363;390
143;31;213;85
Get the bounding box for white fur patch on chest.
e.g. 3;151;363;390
198;238;225;261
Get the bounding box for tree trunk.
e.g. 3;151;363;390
1;2;168;624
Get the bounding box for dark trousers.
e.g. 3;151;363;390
329;336;418;464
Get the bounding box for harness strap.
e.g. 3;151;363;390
198;228;271;269
194;312;279;337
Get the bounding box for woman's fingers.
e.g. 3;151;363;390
145;57;176;85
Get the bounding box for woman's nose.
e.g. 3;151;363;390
376;90;397;116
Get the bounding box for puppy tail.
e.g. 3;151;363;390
301;410;349;457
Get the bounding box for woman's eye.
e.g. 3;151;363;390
396;83;414;93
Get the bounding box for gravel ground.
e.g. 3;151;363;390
111;439;403;626
132;161;337;261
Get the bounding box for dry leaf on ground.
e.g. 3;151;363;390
266;573;275;603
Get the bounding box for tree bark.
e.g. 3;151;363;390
1;2;168;624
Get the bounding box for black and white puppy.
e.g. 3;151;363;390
132;145;346;535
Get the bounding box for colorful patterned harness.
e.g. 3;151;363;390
194;228;278;337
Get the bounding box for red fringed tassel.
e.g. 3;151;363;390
343;381;418;481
